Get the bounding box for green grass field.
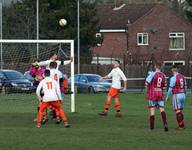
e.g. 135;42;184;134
0;93;192;150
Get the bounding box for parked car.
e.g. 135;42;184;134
0;69;35;94
69;74;112;93
24;71;34;83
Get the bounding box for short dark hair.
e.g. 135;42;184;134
114;59;120;65
155;62;162;69
49;61;57;69
147;63;153;72
172;65;178;72
44;69;50;77
49;52;57;58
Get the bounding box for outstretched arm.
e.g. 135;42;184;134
61;57;73;66
102;75;110;80
37;60;50;67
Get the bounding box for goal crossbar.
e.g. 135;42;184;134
0;39;75;112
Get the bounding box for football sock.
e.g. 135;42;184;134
58;108;68;123
59;110;68;123
150;115;155;129
115;100;120;112
176;111;184;128
104;99;111;113
42;109;47;118
37;106;40;112
161;111;168;127
51;110;57;119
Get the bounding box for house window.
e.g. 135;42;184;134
137;33;148;45
169;33;185;50
164;61;185;66
95;33;102;38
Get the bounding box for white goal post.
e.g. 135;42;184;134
0;39;75;112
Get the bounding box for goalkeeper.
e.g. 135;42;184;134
29;60;48;123
29;59;45;87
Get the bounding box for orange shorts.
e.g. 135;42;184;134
39;101;62;111
37;101;66;123
108;87;120;98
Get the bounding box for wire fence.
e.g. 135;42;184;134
76;63;192;92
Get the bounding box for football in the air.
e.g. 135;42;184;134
59;19;67;27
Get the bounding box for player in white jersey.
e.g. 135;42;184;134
37;52;73;69
36;52;72;95
99;60;127;117
49;61;63;85
36;70;70;128
48;61;65;122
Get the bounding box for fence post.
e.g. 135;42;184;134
0;2;2;69
97;55;99;74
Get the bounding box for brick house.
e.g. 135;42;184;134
91;4;192;66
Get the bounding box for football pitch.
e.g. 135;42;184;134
0;93;192;150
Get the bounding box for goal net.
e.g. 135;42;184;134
0;39;75;113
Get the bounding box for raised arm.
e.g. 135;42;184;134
102;75;110;80
61;57;73;66
38;60;50;67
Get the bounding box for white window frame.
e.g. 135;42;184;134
164;60;185;66
91;56;123;65
137;33;149;46
96;33;102;38
169;32;185;50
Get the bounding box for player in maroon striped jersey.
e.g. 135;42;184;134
145;63;168;132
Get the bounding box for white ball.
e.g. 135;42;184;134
59;19;67;27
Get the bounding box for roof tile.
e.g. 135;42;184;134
97;4;155;29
